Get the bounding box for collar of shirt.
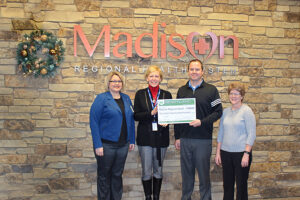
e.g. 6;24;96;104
148;84;159;99
188;79;203;91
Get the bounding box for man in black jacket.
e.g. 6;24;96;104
174;59;223;200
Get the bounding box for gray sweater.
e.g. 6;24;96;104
217;104;256;152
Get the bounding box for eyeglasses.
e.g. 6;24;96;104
229;92;241;96
109;80;122;83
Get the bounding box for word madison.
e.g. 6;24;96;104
74;22;239;60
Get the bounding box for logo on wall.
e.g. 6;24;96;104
73;22;239;60
16;30;65;77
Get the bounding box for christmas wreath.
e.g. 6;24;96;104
16;30;65;77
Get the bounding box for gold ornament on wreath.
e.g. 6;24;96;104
16;30;65;77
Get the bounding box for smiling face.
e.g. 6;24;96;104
229;89;243;106
109;75;123;93
147;71;161;87
188;61;204;83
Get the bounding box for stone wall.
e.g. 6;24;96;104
0;0;300;199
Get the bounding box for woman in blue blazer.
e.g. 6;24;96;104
90;71;135;200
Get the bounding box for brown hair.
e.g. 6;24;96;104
188;59;203;70
144;65;163;81
228;82;246;100
105;71;125;91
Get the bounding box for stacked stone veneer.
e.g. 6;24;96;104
0;0;299;199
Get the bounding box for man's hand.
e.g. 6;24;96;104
175;139;180;150
189;119;201;127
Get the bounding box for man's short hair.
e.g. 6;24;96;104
188;59;203;70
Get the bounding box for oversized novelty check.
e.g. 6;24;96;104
157;98;196;124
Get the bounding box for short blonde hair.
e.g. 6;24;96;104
105;71;125;91
144;65;163;81
228;82;246;100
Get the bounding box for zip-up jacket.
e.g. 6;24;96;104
174;81;222;140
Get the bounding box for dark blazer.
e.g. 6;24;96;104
134;88;172;147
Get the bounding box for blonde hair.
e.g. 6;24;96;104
144;65;163;81
105;71;125;91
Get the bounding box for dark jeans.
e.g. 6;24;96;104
180;138;212;200
221;150;252;200
95;142;129;200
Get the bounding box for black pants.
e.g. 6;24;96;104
95;142;129;200
220;150;252;200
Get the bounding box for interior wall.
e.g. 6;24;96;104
0;0;299;199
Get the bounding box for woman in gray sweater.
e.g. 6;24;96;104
215;82;256;200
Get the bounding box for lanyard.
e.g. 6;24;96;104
147;88;160;110
147;88;160;129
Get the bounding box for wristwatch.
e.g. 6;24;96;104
244;151;250;155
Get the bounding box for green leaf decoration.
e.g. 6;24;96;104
16;30;65;78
